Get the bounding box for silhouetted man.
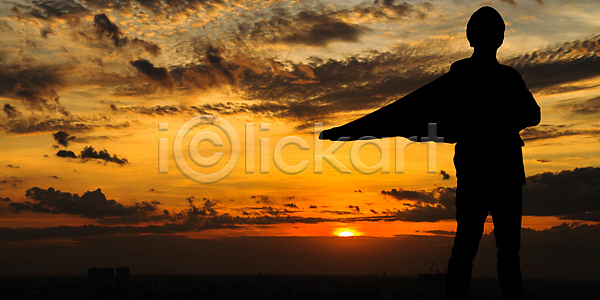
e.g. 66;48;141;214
444;7;541;300
318;7;540;298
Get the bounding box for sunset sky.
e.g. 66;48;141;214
1;0;600;278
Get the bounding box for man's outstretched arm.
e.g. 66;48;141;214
320;72;453;141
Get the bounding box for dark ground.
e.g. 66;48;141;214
1;274;599;300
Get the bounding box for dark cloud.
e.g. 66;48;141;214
251;195;273;205
10;201;56;213
112;104;192;116
284;203;298;209
15;187;160;221
2;103;21;118
112;33;600;130
382;187;455;207
320;209;355;215
113;83;157;96
130;60;174;88
83;0;223;18
186;196;219;217
0;20;13;32
131;38;161;55
6;164;19;169
505;35;600;92
169;44;239;91
18;0;88;24
440;170;450;180
56;149;77;158
40;26;54;38
521;124;600;142
379;187;456;222
0;63;70;115
522;167;600;221
93;13;126;47
80;146;128;165
52;130;75;146
54;145;128;164
499;0;517;6
93;14;160;55
241;9;370;47
244;206;295;217
1;115;131;135
378;167;600;222
348;205;360;212
554;96;600;116
348;0;433;21
424;230;455;236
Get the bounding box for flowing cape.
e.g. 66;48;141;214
319;72;458;143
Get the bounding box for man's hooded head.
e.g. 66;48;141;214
466;6;505;49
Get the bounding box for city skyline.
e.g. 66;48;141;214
1;0;600;278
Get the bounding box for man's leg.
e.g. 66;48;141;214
446;184;489;300
490;186;523;300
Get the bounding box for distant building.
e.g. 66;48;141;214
252;273;271;290
88;266;130;291
116;266;130;291
418;273;446;299
88;267;114;290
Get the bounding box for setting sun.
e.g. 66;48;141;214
337;230;356;237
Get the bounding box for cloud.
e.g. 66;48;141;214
0;63;70;115
186;196;219;216
499;0;517;6
554;96;600;116
240;9;370;47
379;167;600;222
522;167;600;221
343;0;434;22
130;60;174;89
348;205;360;212
284;203;298;209
169;44;239;91
14;187;160;222
40;26;54;38
424;230;455;236
504;35;600;92
251;195;273;205
440;170;450;180
521;124;600;142
6;164;19;169
93;14;161;55
54;146;128;165
1;115;131;136
83;0;224;19
17;0;88;24
3;104;22;118
52;131;75;147
93;13;126;47
381;187;456;208
56;149;77;158
80;146;128;165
